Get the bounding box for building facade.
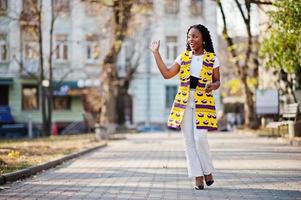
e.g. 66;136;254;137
0;0;112;127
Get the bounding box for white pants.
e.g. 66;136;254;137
181;90;215;178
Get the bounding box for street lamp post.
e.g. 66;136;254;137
41;79;50;135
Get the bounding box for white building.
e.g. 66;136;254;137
0;0;112;128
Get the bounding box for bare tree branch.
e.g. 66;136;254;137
234;0;248;24
216;0;260;128
250;0;273;5
216;0;241;76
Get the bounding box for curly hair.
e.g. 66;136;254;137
186;24;215;53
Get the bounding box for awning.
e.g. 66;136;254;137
53;81;78;89
0;78;13;85
53;81;78;96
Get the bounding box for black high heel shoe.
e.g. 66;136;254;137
205;180;214;186
204;174;214;186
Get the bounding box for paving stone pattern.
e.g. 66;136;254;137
0;132;300;200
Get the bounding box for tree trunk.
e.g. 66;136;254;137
98;0;133;134
47;0;55;136
218;0;260;129
99;63;118;134
99;62;119;136
38;2;49;136
241;71;257;128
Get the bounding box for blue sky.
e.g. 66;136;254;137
217;1;260;37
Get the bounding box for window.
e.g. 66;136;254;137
23;29;39;60
0;85;9;106
54;0;69;14
190;0;203;16
22;27;39;74
54;34;68;62
86;34;100;63
164;0;179;15
0;42;7;61
21;0;39;24
85;0;102;17
0;34;8;62
166;36;178;62
24;42;39;60
166;85;177;108
53;96;71;110
22;85;39;110
23;0;38;14
0;0;7;15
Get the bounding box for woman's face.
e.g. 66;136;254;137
187;27;203;51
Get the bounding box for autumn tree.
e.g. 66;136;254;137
16;0;76;136
260;0;301;102
84;0;152;134
216;0;272;128
18;0;50;135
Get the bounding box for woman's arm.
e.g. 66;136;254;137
205;67;220;92
150;40;180;79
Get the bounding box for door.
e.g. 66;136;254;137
0;85;9;105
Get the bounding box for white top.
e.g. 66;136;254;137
175;54;220;78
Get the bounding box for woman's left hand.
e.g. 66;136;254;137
205;82;215;93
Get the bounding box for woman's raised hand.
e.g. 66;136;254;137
150;39;179;79
150;40;160;53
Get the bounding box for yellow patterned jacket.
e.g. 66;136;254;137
167;50;218;131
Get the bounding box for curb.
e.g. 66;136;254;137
0;142;107;186
236;129;301;146
108;134;127;140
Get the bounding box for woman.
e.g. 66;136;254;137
150;24;220;190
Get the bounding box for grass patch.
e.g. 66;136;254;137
255;126;288;138
239;126;289;138
0;134;104;175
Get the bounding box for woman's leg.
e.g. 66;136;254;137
192;119;215;175
181;93;204;178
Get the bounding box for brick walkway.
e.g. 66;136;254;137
0;132;301;200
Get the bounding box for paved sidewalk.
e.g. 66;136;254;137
0;132;300;200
